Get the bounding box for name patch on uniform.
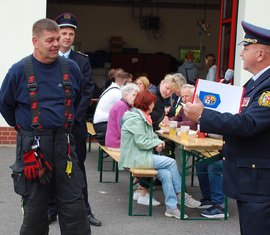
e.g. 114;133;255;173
242;97;250;107
258;91;270;107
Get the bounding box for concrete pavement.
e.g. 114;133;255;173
0;144;240;235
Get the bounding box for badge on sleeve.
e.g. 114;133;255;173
242;97;250;107
258;91;270;107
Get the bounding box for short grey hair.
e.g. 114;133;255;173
32;18;59;38
181;84;195;93
173;73;187;86
121;83;140;97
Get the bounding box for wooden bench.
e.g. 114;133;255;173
98;145;158;216
86;122;96;152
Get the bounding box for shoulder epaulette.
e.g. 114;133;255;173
77;51;88;57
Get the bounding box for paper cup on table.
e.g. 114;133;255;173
169;121;177;135
180;125;190;140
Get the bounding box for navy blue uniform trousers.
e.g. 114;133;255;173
72;120;92;215
237;200;270;235
12;128;90;235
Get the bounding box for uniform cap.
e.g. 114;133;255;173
55;13;77;30
239;21;270;46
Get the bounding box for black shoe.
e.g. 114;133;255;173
88;214;102;226
48;214;57;224
198;198;213;209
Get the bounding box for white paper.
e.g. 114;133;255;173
194;79;244;114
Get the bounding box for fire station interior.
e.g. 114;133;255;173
47;0;221;98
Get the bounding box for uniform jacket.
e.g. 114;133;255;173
0;55;82;130
119;108;163;170
69;50;94;123
200;68;270;202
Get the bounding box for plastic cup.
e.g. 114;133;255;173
169;121;177;135
180;125;190;140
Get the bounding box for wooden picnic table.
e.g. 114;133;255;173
157;131;228;220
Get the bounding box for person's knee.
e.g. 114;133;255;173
158;169;172;182
166;157;177;166
208;161;223;174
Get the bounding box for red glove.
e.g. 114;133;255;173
36;150;53;185
23;150;39;180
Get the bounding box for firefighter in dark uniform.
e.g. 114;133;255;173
46;13;101;226
184;21;270;235
0;19;91;235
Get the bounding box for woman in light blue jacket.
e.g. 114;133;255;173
119;90;200;219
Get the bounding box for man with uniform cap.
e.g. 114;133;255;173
184;21;270;235
49;12;102;226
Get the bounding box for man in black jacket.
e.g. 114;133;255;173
184;21;270;235
48;12;101;226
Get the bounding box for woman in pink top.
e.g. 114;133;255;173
105;83;140;150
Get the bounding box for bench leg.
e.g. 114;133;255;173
99;146;103;182
148;177;153;216
191;154;195;186
180;148;187;220
88;133;92;152
128;173;134;216
128;175;153;216
115;162;119;183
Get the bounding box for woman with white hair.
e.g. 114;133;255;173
105;83;140;150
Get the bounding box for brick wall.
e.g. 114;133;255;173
0;127;16;145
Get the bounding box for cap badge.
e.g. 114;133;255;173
243;38;258;44
64;13;72;19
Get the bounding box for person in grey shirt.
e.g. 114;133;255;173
177;51;198;85
205;53;217;82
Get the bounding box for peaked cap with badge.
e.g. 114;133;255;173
55;12;78;30
239;21;270;46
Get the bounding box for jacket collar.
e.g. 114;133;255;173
245;67;270;94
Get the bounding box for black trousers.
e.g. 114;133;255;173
72;120;92;215
12;129;91;235
48;121;94;217
237;200;270;235
93;122;107;146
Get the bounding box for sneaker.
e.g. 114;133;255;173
137;193;161;206
133;190;140;200
178;193;201;208
201;204;229;219
198;198;214;209
165;208;188;219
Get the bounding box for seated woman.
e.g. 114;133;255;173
93;71;130;145
134;76;150;91
105;83;140;151
119;90;200;219
106;83;160;206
